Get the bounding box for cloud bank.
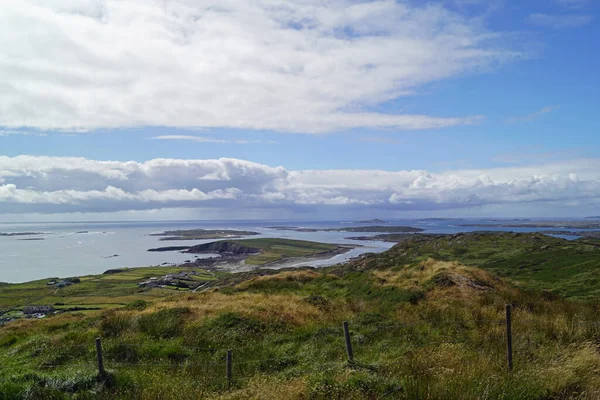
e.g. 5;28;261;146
0;0;519;133
1;155;599;215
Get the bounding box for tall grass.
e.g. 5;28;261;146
1;261;599;399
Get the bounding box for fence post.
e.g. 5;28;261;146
226;349;232;387
505;304;513;372
343;321;354;364
95;337;105;377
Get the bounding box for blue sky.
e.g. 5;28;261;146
0;0;599;219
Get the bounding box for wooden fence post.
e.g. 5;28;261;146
343;321;354;364
226;349;232;386
505;304;513;372
95;337;105;376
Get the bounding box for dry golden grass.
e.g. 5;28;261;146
145;291;341;326
375;259;518;303
241;270;324;284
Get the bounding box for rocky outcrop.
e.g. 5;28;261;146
185;241;261;255
148;246;191;252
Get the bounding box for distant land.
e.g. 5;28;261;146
459;221;600;229
417;218;462;221
266;225;424;233
0;232;45;237
148;229;260;241
355;219;387;223
346;233;441;242
148;238;355;268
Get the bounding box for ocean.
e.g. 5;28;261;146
0;218;595;283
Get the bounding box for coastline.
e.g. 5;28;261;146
252;244;358;271
176;243;359;272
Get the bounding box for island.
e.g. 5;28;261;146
346;233;419;242
265;225;423;233
148;238;356;268
355;219;387;223
148;228;260;241
0;232;45;237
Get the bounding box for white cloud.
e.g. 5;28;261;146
1;155;600;214
150;135;275;144
528;13;593;28
506;105;558;123
555;0;591;10
0;129;47;137
0;1;521;134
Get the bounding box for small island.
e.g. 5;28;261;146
346;233;416;242
0;232;45;237
148;228;260;241
265;225;423;233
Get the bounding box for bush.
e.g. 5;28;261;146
304;295;330;310
138;308;189;339
123;300;149;311
100;311;134;337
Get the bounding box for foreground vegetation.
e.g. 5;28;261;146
1;232;600;399
347;232;600;299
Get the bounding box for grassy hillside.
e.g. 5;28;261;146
1;232;600;399
346;232;600;299
233;238;340;265
0;267;220;316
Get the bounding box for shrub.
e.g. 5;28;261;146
123;300;149;311
100;311;135;337
138;308;189;339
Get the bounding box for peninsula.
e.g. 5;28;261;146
266;225;423;233
148;228;260;240
148;238;356;268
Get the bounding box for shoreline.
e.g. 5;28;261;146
173;244;359;273
241;244;358;271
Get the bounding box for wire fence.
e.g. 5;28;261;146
2;305;600;387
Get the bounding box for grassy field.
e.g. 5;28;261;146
0;267;221;317
346;232;600;299
1;232;600;399
231;238;340;265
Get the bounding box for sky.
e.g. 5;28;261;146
0;0;599;221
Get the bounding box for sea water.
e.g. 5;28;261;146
0;218;596;283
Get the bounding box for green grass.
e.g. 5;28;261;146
2;232;600;399
1;260;600;399
346;232;600;299
228;238;339;265
0;266;220;314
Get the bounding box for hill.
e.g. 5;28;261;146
345;232;600;298
1;233;600;399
